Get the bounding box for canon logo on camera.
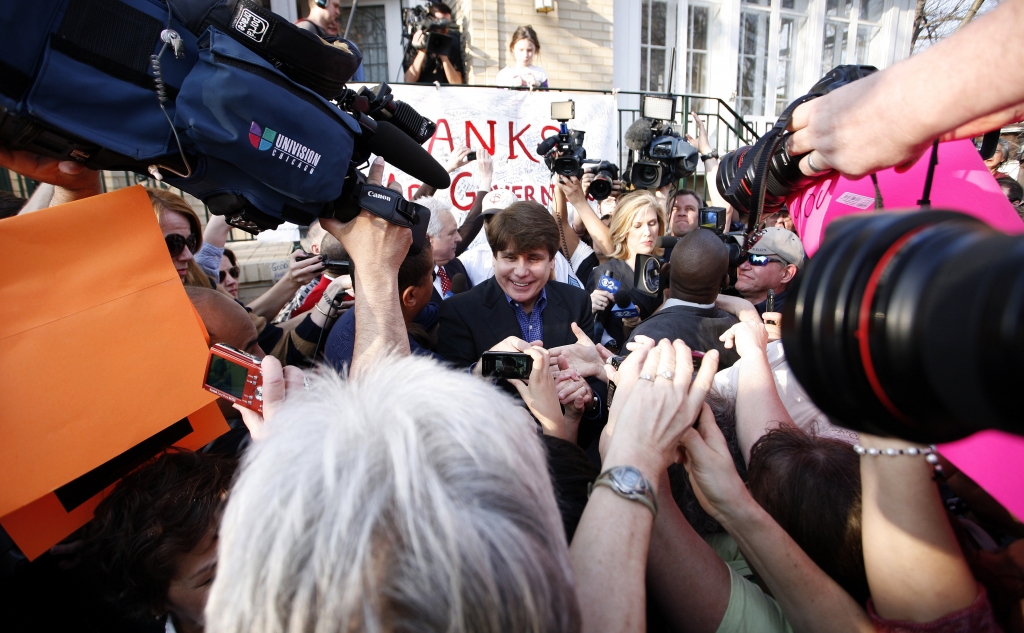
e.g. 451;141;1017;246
367;190;391;201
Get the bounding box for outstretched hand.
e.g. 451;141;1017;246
600;338;720;490
548;322;612;380
678;403;753;524
719;320;769;358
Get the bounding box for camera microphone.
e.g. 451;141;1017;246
367;121;451;190
449;272;469;294
536;134;559;156
624;118;654;151
655;235;679;249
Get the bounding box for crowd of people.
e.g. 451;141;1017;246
3;0;1024;631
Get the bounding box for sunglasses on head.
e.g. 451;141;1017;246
219;266;240;283
747;253;785;267
165;233;199;258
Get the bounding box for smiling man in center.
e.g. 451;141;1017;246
437;201;596;372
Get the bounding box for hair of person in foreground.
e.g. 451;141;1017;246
205;353;582;633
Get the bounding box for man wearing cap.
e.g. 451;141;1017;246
459;188;585;288
735;226;805;315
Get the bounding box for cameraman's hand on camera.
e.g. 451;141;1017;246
590;288;614;313
411;29;427;50
0;147;103;207
761;311;782;342
234;355;306;441
321;157;412;369
557;174;588;206
444;147;474;173
288;249;326;286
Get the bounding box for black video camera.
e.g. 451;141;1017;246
698;206;745;268
404;5;454;57
537;100;589;178
625;97;699;190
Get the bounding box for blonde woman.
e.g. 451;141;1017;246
585;190;665;348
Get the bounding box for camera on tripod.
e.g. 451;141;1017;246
404;5;454;57
625;95;699;190
537;101;619;200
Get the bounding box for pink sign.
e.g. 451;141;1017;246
787;139;1024;520
938;431;1024;521
787;139;1024;256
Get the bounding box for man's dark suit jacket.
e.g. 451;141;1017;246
625;304;741;369
430;258;470;305
437;276;595;367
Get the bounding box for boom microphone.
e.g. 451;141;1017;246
367;121;451;189
624;118;654;152
655;235;679;249
450;272;469;294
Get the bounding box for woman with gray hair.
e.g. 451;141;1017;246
204;353;581;633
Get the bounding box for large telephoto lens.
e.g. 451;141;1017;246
782;210;1024;443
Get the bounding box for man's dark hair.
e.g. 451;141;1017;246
398;242;434;292
667;390;745;537
747;427;869;605
669;228;728;302
542;435;599;543
81;449;236;623
320;232;349;277
487;201;560;259
673;188;704;207
0;190;26;219
429;2;453;15
996;175;1023;205
223;247;238;267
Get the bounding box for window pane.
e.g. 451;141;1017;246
651;1;667;46
824;0;853;18
650;48;667;91
641;49;649;91
742;0;770;7
689;5;708;49
776;16;799;115
821;20;849;73
859;0;884;22
737;10;769;116
856;24;879;63
687;51;707;94
338;5;388;83
642;0;650;45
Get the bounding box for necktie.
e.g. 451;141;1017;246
437;266;451;296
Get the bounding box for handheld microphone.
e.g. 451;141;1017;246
367;121;451;189
597;269;621;299
655;235;679;249
449;272;469;294
611;289;640;319
624;118;655;152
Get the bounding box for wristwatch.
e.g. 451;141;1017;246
589;466;658;518
700;150;719;161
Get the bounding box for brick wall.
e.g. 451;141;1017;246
455;0;614;91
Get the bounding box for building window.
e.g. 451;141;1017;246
822;0;884;73
686;4;710;95
641;0;674;92
735;0;808;117
339;4;388;83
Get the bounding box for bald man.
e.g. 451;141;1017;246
187;286;265;359
624;230;740;368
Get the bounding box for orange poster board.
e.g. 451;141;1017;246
0;186;226;552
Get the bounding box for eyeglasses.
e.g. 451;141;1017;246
165;233;199;258
219;266;240;283
747;253;785;267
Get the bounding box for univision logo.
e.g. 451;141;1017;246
249;121;322;174
249;121;276;150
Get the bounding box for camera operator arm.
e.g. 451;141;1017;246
786;0;1024;177
0;145;103;209
404;48;429;83
439;54;463;85
559;174;614;257
321;158;412;373
552;178;582;262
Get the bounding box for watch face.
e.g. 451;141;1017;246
612;466;643;491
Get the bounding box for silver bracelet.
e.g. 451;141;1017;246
853;444;946;480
